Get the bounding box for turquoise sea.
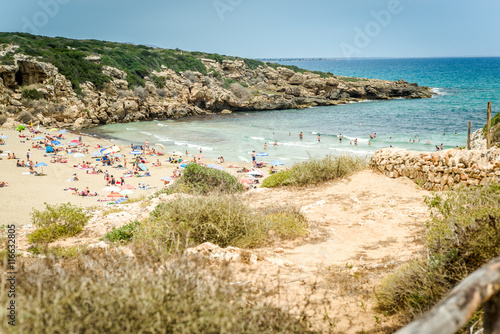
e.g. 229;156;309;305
85;57;500;165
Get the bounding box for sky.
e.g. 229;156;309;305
0;0;499;59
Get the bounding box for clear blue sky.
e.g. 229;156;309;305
1;0;499;58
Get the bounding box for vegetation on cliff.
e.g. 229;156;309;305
0;32;333;93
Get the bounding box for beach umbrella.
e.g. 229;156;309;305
160;177;173;182
119;189;134;196
0;135;7;139
256;152;268;156
180;163;188;168
101;148;114;155
58;129;67;134
51;140;61;145
113;154;124;158
34;136;44;140
49;128;57;132
130;151;143;155
239;178;253;184
35;162;47;173
70;139;81;144
132;145;144;151
91;151;102;157
103;186;121;192
155;143;165;149
16;125;25;131
73;153;85;158
271;160;284;166
119;184;136;190
138;163;148;171
107;192;124;198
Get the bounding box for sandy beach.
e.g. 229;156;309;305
0;126;264;226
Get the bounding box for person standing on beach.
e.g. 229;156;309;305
299;132;303;139
145;139;150;150
354;138;358;145
317;135;321;142
26;149;31;160
199;148;202;154
339;134;342;142
264;143;267;150
274;141;278;147
251;151;256;167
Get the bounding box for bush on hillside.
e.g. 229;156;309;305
27;203;89;244
0;115;7;125
262;155;367;188
175;163;244;195
376;184;500;321
22;88;43;100
133;196;307;258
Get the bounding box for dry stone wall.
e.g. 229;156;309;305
370;147;500;191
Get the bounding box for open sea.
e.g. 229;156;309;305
85;57;500;165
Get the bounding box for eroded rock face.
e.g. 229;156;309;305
0;53;433;129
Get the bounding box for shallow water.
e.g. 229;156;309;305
85;57;500;165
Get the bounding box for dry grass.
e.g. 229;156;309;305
133;195;308;259
0;253;315;333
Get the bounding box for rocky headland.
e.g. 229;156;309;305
0;33;433;130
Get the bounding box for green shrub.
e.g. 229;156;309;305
175;163;244;195
262;155;367;188
28;244;87;258
105;221;140;243
483;111;500;135
21;88;43;100
0;53;15;65
376;184;500;320
152;74;166;88
0;254;313;333
134;196;307;258
27;203;89;244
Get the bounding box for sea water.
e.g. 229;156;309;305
85;57;500;165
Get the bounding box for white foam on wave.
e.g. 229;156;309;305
174;141;214;150
140;131;152;136
250;136;265;140
344;136;369;143
329;147;373;155
431;87;450;96
281;141;315;148
157;123;167;127
125;127;137;131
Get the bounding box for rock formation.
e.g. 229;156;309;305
0;47;433;130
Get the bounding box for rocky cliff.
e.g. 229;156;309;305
0;37;433;130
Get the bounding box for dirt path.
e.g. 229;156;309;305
236;170;430;333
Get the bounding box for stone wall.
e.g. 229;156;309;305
370;148;500;191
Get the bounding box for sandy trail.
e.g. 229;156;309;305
235;170;430;332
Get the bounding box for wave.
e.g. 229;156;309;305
157;123;167;127
250;136;265;140
329;147;373;155
140;131;152;136
343;136;369;143
281;141;315;148
174;141;214;150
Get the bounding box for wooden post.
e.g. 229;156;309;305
487;102;492;149
467;121;471;150
484;291;500;334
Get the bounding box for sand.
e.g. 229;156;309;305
0;126;261;226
